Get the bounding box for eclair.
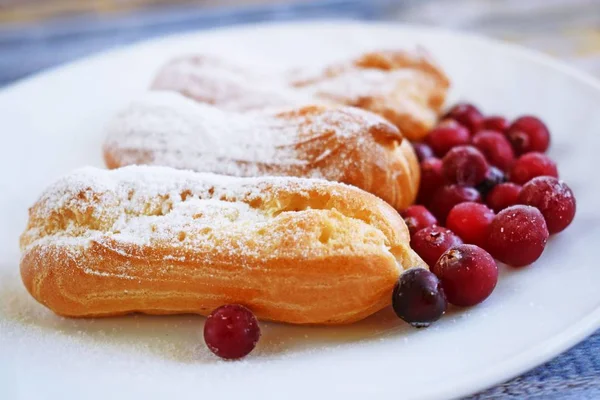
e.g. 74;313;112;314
20;166;426;324
151;49;450;140
103;92;421;211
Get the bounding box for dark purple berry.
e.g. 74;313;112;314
392;268;447;328
476;166;507;198
413;142;435;162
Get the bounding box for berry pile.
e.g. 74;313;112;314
200;105;577;357
393;103;576;328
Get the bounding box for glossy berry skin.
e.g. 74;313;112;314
413;142;435;162
510;152;558;185
442;145;489;186
392;268;447;328
472;130;515;172
481;116;509;133
486;183;522;213
446;202;495;248
519;177;576;234
429;185;482;224
476;166;507;198
400;205;438;238
506;116;551;155
433;244;498;307
425;121;471;157
444;103;484;134
417;158;445;204
487;205;549;267
204;305;261;360
412;226;464;267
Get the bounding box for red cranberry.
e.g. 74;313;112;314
425;121;470;157
472;130;515;172
412;142;435;162
476;166;507;198
412;226;464;267
442;145;489;186
487;205;549;267
444;103;484;134
510;152;558;185
204;304;261;359
519;177;576;234
446;202;495;248
417;158;444;204
481;116;509;133
486;183;522;213
392;268;447;328
428;185;482;224
433;244;498;307
400;205;438;238
506;116;550;155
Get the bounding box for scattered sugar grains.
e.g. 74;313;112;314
2;262;399;366
0;269;211;363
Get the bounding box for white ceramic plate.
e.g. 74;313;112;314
1;21;599;400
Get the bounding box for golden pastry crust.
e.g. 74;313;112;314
103;92;420;211
20;166;426;324
151;49;450;141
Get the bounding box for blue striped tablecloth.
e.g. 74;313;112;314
1;1;598;398
0;0;388;85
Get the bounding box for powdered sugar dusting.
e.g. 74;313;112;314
21;165;363;262
0;265;409;370
148;49;449;141
104;91;395;180
152;54;315;111
302;68;424;102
